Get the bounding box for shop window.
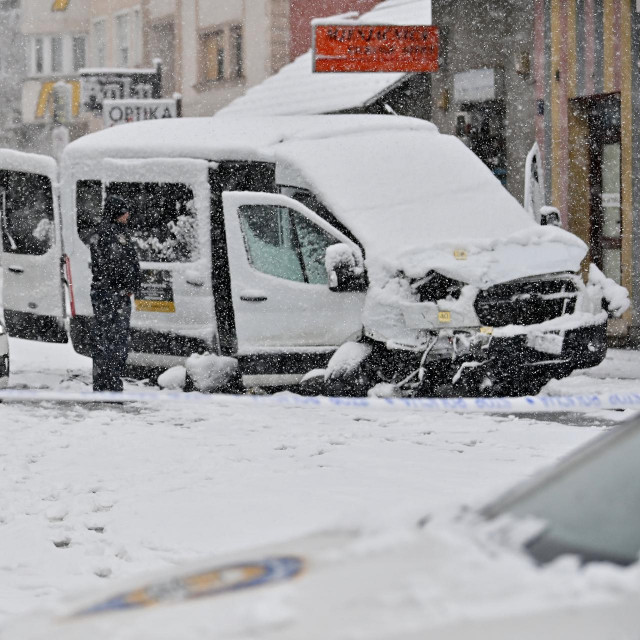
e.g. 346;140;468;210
200;30;224;83
456;101;507;187
0;171;54;256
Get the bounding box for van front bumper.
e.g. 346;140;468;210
485;321;607;372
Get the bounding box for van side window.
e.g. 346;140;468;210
290;212;337;285
76;180;102;245
238;205;304;282
0;170;54;256
238;205;339;284
106;182;198;262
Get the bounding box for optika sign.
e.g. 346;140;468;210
313;24;439;73
103;99;179;127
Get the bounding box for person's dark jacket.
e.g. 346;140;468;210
90;221;142;295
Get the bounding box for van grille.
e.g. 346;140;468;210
474;277;577;327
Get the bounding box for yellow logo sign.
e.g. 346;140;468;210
479;326;494;335
453;249;468;260
438;311;451;323
52;0;70;11
35;81;80;119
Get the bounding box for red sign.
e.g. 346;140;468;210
313;25;439;73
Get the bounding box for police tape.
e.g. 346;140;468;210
0;388;639;413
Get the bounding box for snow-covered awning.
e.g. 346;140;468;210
218;0;431;117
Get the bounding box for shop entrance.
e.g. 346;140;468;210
569;94;622;284
455;100;507;186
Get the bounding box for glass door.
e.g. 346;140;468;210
589;95;621;284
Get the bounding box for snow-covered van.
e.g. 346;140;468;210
0;115;627;394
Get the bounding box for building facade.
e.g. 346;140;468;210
288;0;379;59
534;0;638;341
431;0;639;342
20;0;90;153
0;0;28;150
430;0;535;203
220;0;432;121
18;0;294;153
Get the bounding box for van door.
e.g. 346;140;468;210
100;159;216;356
0;149;67;342
524;142;545;224
222;191;364;376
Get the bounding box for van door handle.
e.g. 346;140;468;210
186;279;205;287
8;265;24;274
240;291;268;302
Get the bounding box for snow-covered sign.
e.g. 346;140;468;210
313;24;438;72
80;67;161;112
103;98;179;127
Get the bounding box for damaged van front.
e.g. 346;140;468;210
285;120;629;397
325;236;626;397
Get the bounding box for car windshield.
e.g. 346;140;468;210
483;415;640;565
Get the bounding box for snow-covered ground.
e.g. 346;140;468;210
1;337;639;633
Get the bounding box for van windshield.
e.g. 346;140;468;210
79;181;199;263
0;170;54;256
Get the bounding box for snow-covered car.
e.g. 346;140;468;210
0;116;628;393
0;319;8;388
3;414;640;640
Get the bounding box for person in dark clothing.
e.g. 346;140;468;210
90;194;141;392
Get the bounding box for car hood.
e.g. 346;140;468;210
372;225;588;288
3;523;639;640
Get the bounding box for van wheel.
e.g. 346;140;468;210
324;370;373;397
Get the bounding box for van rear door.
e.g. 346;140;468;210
0;149;67;342
100;159;216;358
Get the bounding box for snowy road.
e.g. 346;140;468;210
1;337;639;627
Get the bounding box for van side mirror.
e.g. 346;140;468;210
325;243;367;292
539;206;561;227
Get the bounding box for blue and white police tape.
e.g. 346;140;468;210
0;388;639;413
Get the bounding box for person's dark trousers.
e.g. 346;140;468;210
91;289;132;392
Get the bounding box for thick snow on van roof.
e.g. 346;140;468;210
63;115;436;164
64;115;580;265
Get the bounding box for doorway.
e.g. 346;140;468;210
455;100;507;186
589;95;622;285
570;95;622;284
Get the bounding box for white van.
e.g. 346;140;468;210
0;115;626;393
